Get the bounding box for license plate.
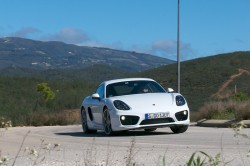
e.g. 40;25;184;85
145;112;170;119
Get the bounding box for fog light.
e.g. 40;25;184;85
183;111;187;115
121;116;126;121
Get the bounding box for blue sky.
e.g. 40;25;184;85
0;0;249;61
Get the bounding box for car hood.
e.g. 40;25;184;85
109;93;175;110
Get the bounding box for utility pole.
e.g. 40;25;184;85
177;0;180;93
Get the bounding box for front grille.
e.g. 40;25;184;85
140;118;175;125
120;115;140;125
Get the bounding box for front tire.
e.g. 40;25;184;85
170;125;188;134
103;107;114;136
81;108;97;134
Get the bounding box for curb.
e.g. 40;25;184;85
195;119;250;128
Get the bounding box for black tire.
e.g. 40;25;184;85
170;125;188;134
81;108;97;134
144;128;157;132
102;107;114;136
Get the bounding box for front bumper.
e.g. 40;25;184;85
110;108;190;131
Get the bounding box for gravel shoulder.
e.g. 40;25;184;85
1;125;250;165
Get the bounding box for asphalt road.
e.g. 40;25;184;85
1;125;250;166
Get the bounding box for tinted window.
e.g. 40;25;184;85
106;81;165;98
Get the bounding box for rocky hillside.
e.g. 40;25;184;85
0;37;174;72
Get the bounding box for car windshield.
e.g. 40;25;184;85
106;80;166;98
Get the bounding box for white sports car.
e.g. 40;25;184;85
80;78;190;135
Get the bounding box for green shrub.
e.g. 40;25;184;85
232;92;249;101
187;151;222;166
37;82;55;102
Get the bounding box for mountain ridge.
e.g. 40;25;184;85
0;37;174;72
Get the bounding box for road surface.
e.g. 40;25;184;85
1;125;249;165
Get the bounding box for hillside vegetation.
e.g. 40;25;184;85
0;77;98;125
0;51;249;125
139;51;250;113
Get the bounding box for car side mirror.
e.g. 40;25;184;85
92;93;100;100
167;88;174;93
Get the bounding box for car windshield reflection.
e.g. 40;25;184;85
106;80;166;98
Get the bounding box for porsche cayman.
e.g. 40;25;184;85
80;78;190;135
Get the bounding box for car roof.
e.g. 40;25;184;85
103;78;155;85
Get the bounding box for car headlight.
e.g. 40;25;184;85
176;95;186;106
113;100;130;110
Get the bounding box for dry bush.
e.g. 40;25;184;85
199;100;250;120
0;117;12;129
26;112;50;126
234;101;250;120
190;111;202;122
49;109;81;125
199;101;228;119
26;109;80;126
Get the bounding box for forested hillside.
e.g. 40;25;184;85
138;51;250;112
0;51;249;125
0;77;97;125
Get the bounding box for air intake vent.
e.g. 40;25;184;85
120;116;140;125
140;118;174;125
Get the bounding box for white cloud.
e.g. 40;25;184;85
130;39;194;60
81;40;124;53
152;40;176;54
9;27;40;38
43;28;89;45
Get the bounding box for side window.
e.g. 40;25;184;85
96;84;104;99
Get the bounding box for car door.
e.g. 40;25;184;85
91;84;105;128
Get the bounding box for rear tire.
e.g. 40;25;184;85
144;128;157;132
170;125;188;134
81;108;97;134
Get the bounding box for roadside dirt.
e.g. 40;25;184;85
213;68;250;98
